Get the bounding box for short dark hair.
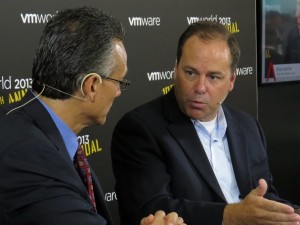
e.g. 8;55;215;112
176;21;240;73
32;6;125;99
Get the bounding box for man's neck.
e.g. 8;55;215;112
38;95;86;134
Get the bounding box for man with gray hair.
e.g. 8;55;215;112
0;6;185;225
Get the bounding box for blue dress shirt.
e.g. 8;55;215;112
192;106;241;203
37;96;78;160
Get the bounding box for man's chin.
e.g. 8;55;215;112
96;116;107;126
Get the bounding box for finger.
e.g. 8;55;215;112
176;216;184;224
269;211;300;222
257;179;268;197
264;200;296;214
248;192;296;215
164;212;179;225
154;210;166;218
148;211;166;225
251;178;268;197
255;211;300;224
140;214;155;225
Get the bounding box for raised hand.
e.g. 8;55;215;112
223;179;300;225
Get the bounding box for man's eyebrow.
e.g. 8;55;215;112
182;65;199;73
207;70;224;75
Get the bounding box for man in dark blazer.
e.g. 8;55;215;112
0;7;185;225
111;21;300;225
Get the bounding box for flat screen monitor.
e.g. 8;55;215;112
259;0;300;84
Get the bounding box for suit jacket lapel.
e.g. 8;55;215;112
223;106;252;198
164;89;226;202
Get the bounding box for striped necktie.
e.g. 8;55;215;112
74;144;97;211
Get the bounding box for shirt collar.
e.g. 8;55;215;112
34;90;78;160
192;106;227;139
216;106;227;138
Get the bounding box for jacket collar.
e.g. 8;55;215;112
163;88;226;201
223;107;252;198
163;88;251;201
14;91;72;162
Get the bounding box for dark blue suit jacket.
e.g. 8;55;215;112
111;88;298;225
0;92;113;225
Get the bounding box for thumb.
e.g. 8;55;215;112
252;178;268;197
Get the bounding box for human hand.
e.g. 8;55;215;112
140;210;186;225
223;179;300;225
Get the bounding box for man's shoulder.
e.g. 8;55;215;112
0;106;8;117
115;94;170;129
129;93;167;115
223;104;254;119
223;104;258;128
0;94;52;140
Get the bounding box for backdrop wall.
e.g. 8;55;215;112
258;83;300;206
0;1;256;224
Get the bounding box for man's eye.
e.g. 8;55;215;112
185;70;195;76
209;75;219;80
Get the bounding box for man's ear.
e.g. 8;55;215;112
81;73;102;101
174;60;178;80
229;70;237;91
